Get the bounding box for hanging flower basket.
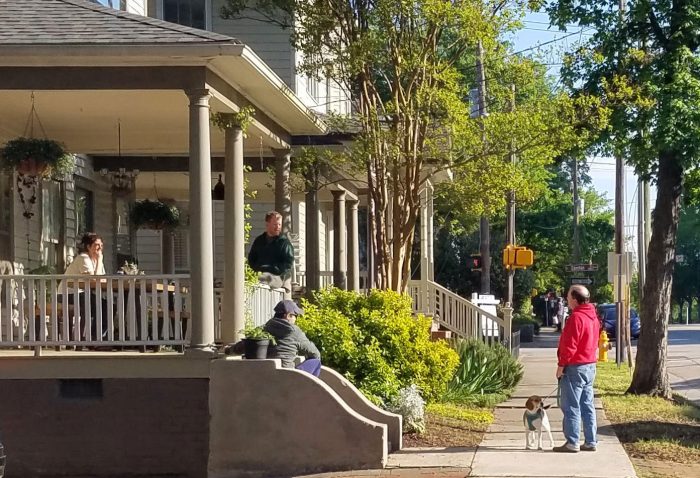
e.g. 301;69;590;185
0;137;75;179
130;199;181;230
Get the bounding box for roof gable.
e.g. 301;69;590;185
0;0;240;45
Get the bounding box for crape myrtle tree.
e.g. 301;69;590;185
547;0;700;397
222;0;601;291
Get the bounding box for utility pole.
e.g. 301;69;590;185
506;84;516;306
572;159;581;262
477;40;491;295
637;178;646;304
615;0;627;365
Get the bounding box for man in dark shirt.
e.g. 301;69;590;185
247;211;294;297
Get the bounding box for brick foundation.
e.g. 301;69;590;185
0;378;209;478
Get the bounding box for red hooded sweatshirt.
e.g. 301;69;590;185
558;303;599;366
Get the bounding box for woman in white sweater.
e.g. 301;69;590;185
62;233;109;344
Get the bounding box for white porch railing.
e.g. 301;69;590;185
408;279;513;351
0;274;190;349
0;275;287;351
213;284;285;339
295;271;335;290
294;271;370;291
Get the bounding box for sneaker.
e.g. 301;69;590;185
553;443;579;453
581;443;597;452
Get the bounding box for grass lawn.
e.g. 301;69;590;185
402;402;494;448
596;361;700;478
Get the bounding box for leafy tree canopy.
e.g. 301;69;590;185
546;0;700;397
223;0;606;291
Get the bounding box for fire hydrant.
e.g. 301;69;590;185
598;330;610;362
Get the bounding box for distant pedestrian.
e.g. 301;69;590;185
247;211;294;298
556;297;565;332
554;284;598;453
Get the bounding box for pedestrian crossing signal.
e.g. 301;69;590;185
503;244;534;270
469;254;482;271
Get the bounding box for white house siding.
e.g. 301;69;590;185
213;200;225;281
136;229;162;275
318;205;328;271
12;173;41;273
94;184;114;272
210;1;294;88
292;199;305;275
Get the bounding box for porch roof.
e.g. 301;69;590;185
0;0;326;154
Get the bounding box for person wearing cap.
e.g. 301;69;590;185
554;284;599;453
262;300;322;376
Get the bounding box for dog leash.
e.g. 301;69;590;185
542;383;560;407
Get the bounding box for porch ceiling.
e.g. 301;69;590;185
0;89;282;156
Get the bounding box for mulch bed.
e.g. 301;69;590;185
402;413;485;448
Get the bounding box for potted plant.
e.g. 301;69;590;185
513;314;540;343
239;319;275;359
0;137;75;178
130;199;180;230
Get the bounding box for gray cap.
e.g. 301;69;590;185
273;299;304;316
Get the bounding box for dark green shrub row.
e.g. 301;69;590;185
442;338;523;404
297;288;459;404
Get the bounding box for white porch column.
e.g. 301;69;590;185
223;124;245;343
427;181;435;281
419;183;430;313
305;189;320;294
332;190;347;289
186;89;216;355
273;149;292;234
347;199;360;291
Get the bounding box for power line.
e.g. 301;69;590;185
522;20;584;29
520;27;594;35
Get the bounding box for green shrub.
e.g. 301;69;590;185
442;338;523;403
296;288;459;404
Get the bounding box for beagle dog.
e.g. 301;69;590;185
523;395;554;450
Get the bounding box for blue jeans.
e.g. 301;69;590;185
560;363;597;447
296;358;322;377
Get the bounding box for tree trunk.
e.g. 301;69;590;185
627;151;682;398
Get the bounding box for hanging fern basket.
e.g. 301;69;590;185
130;199;181;230
0;137;75;179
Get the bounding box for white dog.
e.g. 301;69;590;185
523;395;554;450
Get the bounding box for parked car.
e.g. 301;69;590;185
596;303;641;339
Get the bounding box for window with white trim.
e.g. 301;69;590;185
162;0;207;30
41;180;64;271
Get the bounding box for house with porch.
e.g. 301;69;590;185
0;1;407;477
0;1;511;476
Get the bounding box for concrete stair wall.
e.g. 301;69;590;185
209;358;393;477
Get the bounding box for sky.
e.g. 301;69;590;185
508;11;655;260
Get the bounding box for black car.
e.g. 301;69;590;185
597;303;641;339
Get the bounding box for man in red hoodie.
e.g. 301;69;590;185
554;285;599;453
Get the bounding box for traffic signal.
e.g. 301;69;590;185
503;244;534;270
469;254;482;271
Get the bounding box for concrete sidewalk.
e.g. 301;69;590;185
298;332;638;478
470;342;637;478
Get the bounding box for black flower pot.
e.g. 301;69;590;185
243;338;270;359
519;324;534;343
